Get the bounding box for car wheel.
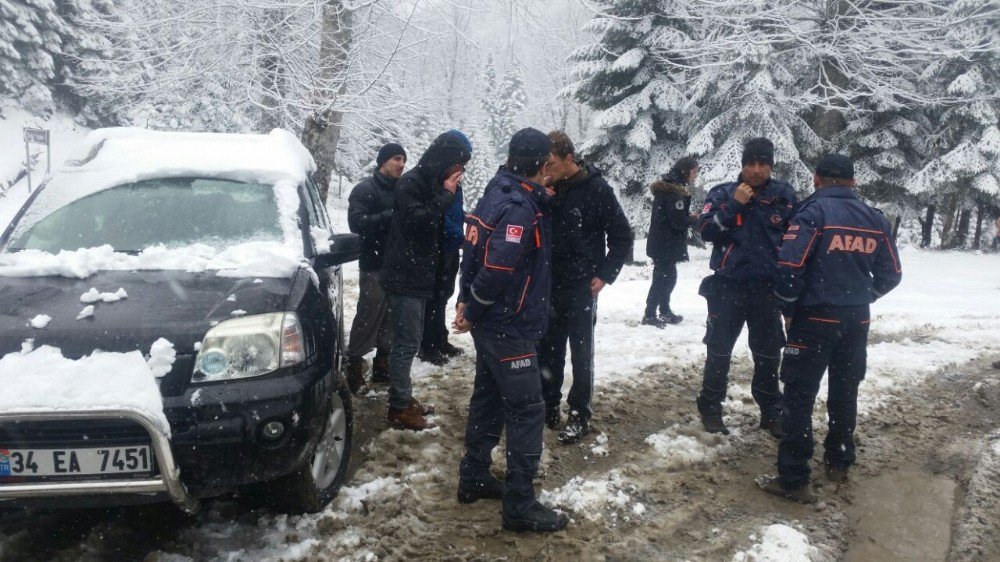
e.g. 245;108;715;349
258;383;353;514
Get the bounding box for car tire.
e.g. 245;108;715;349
257;382;353;514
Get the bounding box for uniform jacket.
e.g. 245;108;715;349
459;169;552;340
647;173;693;263
549;162;633;292
347;169;396;272
773;185;902;312
380;131;470;298
697;176;798;283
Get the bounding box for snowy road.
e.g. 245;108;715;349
2;248;999;561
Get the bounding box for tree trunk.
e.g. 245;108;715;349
259;9;289;132
940;197;958;248
955;208;971;248
973;204;985;249
301;2;351;202
919;204;935;248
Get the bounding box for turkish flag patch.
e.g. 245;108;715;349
701;203;712;215
505;225;524;243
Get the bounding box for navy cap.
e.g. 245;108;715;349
815;153;854;180
376;143;406;167
742;137;774;166
508;128;552;161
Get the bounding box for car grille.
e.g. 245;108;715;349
0;418;152;448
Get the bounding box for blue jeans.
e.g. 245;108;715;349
386;292;427;411
459;327;545;517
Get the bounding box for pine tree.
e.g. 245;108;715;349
911;0;1000;248
0;0;66;112
567;0;692;200
480;57;526;162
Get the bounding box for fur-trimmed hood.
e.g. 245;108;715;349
650;179;690;197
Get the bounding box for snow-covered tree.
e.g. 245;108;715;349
911;0;1000;248
480;57;527;162
0;0;65;112
567;0;692;202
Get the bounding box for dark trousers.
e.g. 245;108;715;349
459;327;545;517
346;269;392;358
538;283;596;421
386;292;426;411
778;305;869;489
644;259;678;317
696;276;784;417
421;249;460;352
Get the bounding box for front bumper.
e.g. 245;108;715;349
0;363;336;511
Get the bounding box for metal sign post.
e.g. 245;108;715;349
23;127;51;192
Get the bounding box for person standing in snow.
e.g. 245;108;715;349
453;128;569;533
643;156;700;327
417;170;466;366
380;130;472;431
759;154;902;503
343;143;407;394
537;131;633;444
695;137;797;437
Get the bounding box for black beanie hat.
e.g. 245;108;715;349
508;128;552;161
742;137;774;166
376;143;407;167
815;153;854;180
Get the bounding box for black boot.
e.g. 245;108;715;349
757;475;817;504
759;415;784;439
457;476;504;504
641;315;667;328
700;412;730;435
558;411;590;444
417;348;449;366
502;502;569;533
659;311;683;324
439;341;465;357
371;349;389;383
545;407;562;430
344;356;368;395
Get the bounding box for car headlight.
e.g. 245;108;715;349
193;312;305;382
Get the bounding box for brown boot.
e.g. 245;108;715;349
371;350;389;384
410;396;435;416
344;356;368;395
387;404;429;431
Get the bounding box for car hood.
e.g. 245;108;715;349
0;270;295;358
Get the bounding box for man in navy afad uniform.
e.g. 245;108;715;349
696;138;797;437
759;154;902;503
453;128;569;533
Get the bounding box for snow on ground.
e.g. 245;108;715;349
645;422;734;470
0;342;172;434
538;469;643;524
731;524;821;562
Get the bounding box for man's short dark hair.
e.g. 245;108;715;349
548;130;575;159
507;155;546;178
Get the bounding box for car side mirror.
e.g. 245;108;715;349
313;233;361;269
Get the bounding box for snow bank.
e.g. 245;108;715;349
0;242;306;279
731;524;819;562
0;343;170;435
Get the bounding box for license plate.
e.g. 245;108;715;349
0;446;154;478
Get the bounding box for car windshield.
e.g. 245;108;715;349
7;178;283;253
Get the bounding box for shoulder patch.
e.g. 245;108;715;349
675;200;685;210
505;225;524;243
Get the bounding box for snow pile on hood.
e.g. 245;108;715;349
80;287;127;303
0;242;306;279
731;524;820;562
539;470;644;523
0;341;171;435
645;423;733;470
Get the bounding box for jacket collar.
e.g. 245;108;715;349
811;185;857;200
372;169;397;189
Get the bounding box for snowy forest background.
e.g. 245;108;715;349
1;0;998;249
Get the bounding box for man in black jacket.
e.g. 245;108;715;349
381;130;472;431
344;143;406;393
644;156;699;327
538;131;633;444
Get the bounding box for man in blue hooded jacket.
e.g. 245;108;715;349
453;128;569;533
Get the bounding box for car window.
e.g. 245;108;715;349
8;178;282;253
303;178;328;229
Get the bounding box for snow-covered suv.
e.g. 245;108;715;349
0;128;358;514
